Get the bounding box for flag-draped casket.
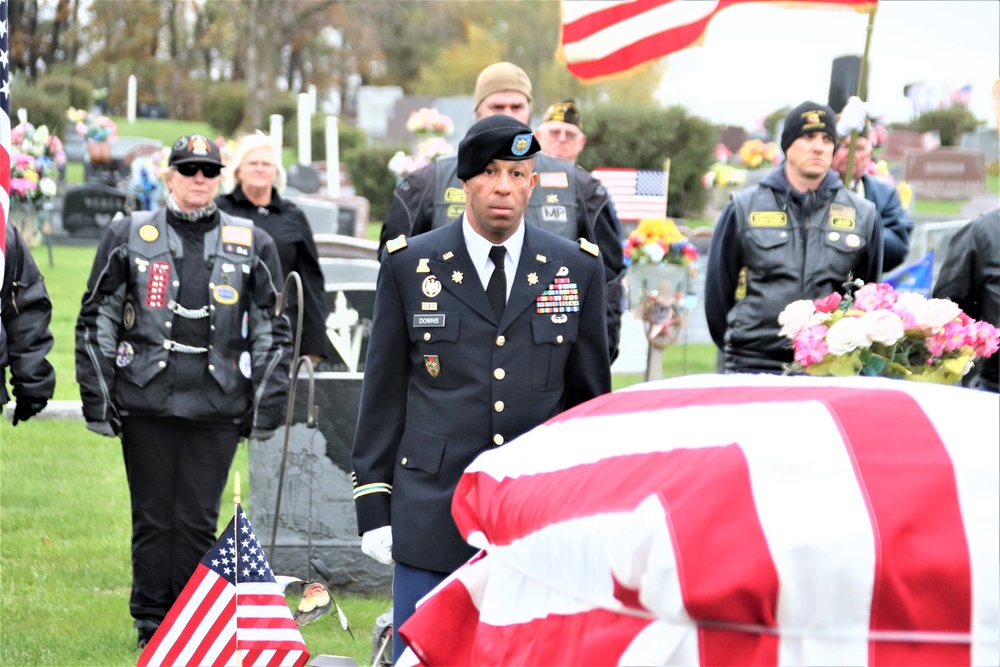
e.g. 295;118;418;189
399;375;1000;666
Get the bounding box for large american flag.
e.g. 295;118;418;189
398;374;1000;666
591;168;666;221
1;0;11;284
560;0;877;81
137;505;309;667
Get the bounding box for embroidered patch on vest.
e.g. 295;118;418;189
749;212;787;227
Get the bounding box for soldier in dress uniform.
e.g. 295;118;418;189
352;114;612;662
380;62;624;363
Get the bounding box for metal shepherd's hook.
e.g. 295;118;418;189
269;271;319;562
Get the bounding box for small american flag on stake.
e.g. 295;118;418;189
591;168;667;221
137;502;309;667
1;0;11;284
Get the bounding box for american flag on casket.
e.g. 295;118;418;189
398;374;1000;666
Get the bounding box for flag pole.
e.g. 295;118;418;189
233;472;243;667
843;4;878;185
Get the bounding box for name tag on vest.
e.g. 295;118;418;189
413;314;446;327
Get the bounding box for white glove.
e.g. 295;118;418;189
836;95;868;137
361;526;394;565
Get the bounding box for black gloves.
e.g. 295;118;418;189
12;397;48;425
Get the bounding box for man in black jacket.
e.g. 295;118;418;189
1;220;55;424
706;102;883;374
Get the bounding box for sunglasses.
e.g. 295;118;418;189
175;163;222;178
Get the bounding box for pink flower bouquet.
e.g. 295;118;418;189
778;282;999;384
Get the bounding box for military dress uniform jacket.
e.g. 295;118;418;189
705;167;882;374
352;220;611;574
1;221;56;408
75;208;291;432
380;154;625;361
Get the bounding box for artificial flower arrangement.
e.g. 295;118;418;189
67;106;118;143
623;218;699;267
389;108;455;178
737;139;780;169
129;150;167;211
9;111;66;209
778;281;999;384
405;107;454;136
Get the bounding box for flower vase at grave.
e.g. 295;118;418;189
627;263;688;310
10;203;41;247
88;141;112;164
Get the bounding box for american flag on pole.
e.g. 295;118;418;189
137;505;309;667
591;168;666;221
1;0;11;284
560;0;878;81
399;374;1000;666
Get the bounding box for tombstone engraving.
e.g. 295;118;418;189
61;183;131;236
904;147;986;200
248;257;387;593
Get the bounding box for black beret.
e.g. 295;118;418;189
781;101;838;153
456;115;539;180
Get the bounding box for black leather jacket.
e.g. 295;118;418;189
1;221;55;408
706;166;883;373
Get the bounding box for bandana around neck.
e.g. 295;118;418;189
167;193;218;222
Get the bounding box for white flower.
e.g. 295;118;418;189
778;299;818;338
921;298;961;330
39;177;58;197
859;309;904;345
826;316;870;355
642;241;665;264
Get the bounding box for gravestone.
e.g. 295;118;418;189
248;257;386;593
137;103;169;119
960;128;1000;163
62;123;86;162
294;193;370;238
286;164;322;194
287;196;339;236
720;126;748;154
61;183;131;236
904;147;986;200
880;129;926;161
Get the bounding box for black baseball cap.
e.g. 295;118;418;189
169;134;225;167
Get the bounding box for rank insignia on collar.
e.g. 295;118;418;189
424;355;440;378
452;271;464;284
546;194;559;204
557;266;569;277
417;258;430;273
536;254;546;263
527;272;538;285
443;251;455;261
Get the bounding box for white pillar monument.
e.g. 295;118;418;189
127;75;137;124
297;93;312;166
325;116;340;197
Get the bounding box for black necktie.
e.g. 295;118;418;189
487;245;507;320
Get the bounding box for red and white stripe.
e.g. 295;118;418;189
560;0;877;81
591;168;666;221
400;374;999;666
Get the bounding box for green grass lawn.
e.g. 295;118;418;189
9;237;717;666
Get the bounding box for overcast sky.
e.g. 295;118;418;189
653;0;1000;130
